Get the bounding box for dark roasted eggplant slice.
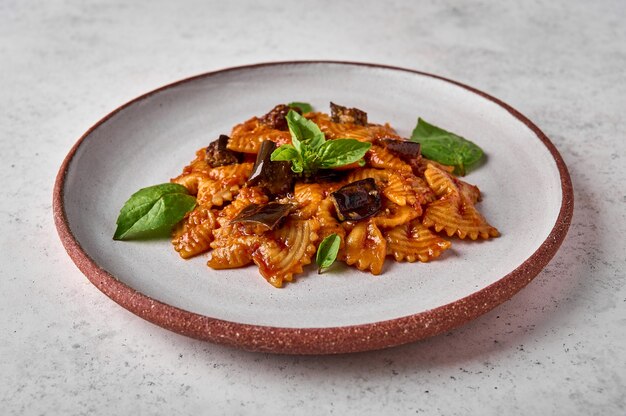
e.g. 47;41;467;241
330;102;368;126
377;138;421;161
259;104;301;131
247;140;295;197
230;202;294;230
301;169;347;184
205;134;242;167
330;178;381;221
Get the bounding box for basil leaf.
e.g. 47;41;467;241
270;144;305;173
411;118;483;176
316;233;341;273
286;110;325;151
270;144;299;161
113;183;196;240
290;158;304;173
275;112;370;175
317;139;371;168
288;102;313;113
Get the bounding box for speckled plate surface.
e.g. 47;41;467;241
53;61;573;354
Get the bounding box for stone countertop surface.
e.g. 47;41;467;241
1;1;624;414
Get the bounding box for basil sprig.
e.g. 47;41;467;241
316;233;341;273
271;110;371;175
113;183;196;240
411;118;484;176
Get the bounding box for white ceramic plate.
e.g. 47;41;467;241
54;62;572;354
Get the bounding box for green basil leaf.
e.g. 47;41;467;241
286;110;325;152
290;158;304;173
113;183;196;240
317;139;371;168
288;102;313;113
410;118;483;176
270;144;299;161
271;144;305;173
316;233;341;273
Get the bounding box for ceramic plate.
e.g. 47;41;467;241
54;61;573;354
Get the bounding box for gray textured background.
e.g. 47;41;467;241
1;1;624;414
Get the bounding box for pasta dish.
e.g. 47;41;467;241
169;103;499;287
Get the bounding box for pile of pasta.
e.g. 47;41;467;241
171;106;499;287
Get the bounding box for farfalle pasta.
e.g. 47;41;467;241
422;163;499;239
170;103;499;287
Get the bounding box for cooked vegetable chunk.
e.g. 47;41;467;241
377;138;421;161
231;202;293;230
331;178;382;221
205;134;242;167
247;140;295;196
259;104;301;131
330;102;368;126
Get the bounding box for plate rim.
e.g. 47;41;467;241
53;60;574;354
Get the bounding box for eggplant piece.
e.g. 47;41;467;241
301;169;347;184
259;104;301;131
205;135;242;167
247;140;295;196
330;178;382;221
230;202;294;230
377;138;421;161
330;102;368;126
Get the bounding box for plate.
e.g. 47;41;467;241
53;61;573;354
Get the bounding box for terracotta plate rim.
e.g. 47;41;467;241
53;61;574;355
